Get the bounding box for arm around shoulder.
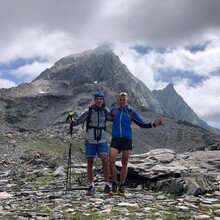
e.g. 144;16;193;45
105;108;113;122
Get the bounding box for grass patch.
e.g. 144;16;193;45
64;212;101;220
32;204;51;214
26;173;56;187
21;136;85;166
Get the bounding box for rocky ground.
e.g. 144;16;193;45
0;163;220;220
0;130;220;219
0;149;220;220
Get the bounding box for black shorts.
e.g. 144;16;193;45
110;137;132;151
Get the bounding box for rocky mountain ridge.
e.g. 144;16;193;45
152;83;220;135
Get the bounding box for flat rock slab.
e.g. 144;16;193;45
0;192;14;199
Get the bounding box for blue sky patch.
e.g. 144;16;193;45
156;69;205;86
0;57;47;84
133;45;167;54
185;41;210;53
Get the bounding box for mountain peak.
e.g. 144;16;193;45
161;83;178;97
93;44;112;54
66;44;113;60
164;83;175;91
166;83;174;89
34;45;117;82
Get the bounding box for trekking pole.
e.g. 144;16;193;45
66;113;73;192
65;113;89;193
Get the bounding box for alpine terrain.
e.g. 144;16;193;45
0;45;219;154
0;46;220;220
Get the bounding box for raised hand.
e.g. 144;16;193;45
66;112;74;124
154;118;163;127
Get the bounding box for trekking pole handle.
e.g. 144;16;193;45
66;112;74;137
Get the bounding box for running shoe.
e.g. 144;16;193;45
118;183;125;194
86;185;95;196
104;184;113;195
112;181;118;193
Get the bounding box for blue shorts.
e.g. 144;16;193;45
85;143;108;157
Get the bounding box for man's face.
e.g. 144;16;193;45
95;97;103;107
118;95;128;108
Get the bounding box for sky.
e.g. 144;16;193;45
0;0;220;129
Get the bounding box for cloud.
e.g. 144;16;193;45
0;28;74;64
174;76;220;126
161;35;220;77
113;35;220;89
112;38;220;128
1;0;220;48
10;61;53;82
0;0;220;128
1;0;220;63
0;27;79;82
0;79;17;89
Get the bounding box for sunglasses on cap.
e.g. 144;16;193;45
119;92;127;96
94;92;104;98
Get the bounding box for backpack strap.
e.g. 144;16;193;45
86;106;108;132
86;106;93;132
129;108;133;123
103;107;108;130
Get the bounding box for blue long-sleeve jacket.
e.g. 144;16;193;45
110;105;153;139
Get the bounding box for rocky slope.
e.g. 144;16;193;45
0;145;219;220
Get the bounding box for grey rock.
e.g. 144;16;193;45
118;149;220;196
53;166;65;176
214;209;220;217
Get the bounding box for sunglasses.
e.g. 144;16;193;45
94;92;104;97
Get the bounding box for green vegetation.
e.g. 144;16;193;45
164;193;177;199
168;206;178;212
162;214;177;220
26;173;56;187
64;212;101;220
63;203;103;220
32;204;51;214
21;135;85;166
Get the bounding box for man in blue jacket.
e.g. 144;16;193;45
109;92;163;194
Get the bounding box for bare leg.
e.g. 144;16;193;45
100;154;109;182
120;150;130;184
109;147;119;182
87;157;94;184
